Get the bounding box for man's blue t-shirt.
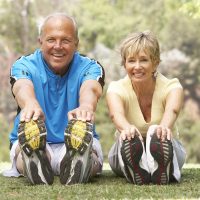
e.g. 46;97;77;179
9;49;105;144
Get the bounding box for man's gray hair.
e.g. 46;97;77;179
38;13;78;39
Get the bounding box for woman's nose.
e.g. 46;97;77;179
134;61;141;69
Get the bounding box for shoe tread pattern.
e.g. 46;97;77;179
150;133;173;184
60;119;93;185
121;136;150;185
65;119;93;155
18;119;46;156
18;119;53;185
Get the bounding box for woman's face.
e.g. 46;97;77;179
124;50;155;83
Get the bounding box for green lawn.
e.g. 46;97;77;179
0;163;200;200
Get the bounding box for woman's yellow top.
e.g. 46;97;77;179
107;73;182;137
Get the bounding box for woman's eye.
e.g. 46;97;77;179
128;59;135;62
140;59;148;62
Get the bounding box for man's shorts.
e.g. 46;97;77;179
2;138;103;177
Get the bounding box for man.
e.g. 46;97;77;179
3;13;105;185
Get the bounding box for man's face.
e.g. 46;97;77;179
39;17;78;75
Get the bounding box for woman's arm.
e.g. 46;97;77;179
106;92;142;141
157;87;184;141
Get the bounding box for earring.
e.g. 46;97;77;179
152;70;158;79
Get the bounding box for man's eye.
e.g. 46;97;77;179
47;39;54;43
62;39;71;44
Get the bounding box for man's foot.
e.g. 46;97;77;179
18;119;54;185
120;136;150;185
60;119;93;185
150;133;173;184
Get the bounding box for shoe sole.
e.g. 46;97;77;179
18;119;46;156
60;120;93;185
150;134;173;184
18;119;54;185
121;136;150;185
65;120;93;154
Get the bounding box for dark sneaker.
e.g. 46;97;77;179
149;133;173;184
120;136;150;185
60;119;93;185
18;119;54;185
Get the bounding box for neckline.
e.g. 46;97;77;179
126;75;157;124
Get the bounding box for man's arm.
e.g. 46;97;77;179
12;79;44;122
68;80;102;122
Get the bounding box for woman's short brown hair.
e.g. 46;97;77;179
120;30;160;66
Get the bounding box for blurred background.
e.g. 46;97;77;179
0;0;200;163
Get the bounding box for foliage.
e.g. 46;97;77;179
95;87;115;161
0;116;11;161
180;0;200;18
178;112;200;163
0;167;200;199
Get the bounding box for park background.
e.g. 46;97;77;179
0;0;200;165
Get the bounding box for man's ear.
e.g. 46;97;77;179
75;39;79;48
38;37;42;45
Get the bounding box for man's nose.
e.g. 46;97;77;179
54;41;62;48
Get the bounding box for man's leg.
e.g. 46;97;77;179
89;138;103;177
15;145;23;174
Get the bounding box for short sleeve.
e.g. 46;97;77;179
10;57;32;88
164;78;182;98
81;60;105;89
107;81;125;99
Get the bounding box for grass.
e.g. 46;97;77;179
0;163;200;200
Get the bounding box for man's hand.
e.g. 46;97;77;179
20;100;45;122
68;106;94;122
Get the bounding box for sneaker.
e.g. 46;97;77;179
120;136;150;185
60;119;93;185
149;133;173;184
18;119;54;185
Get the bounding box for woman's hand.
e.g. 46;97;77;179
155;125;172;141
119;125;143;142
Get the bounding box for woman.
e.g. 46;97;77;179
107;31;186;185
